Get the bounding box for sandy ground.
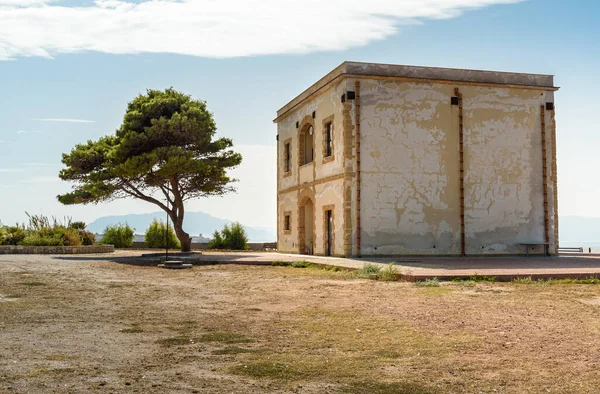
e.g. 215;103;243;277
2;252;600;393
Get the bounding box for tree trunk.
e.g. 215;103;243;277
169;179;191;252
173;221;192;252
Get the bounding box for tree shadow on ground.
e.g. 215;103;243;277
51;254;272;267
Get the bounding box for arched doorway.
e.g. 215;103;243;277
298;196;315;255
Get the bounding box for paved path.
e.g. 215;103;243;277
192;252;600;281
4;250;600;281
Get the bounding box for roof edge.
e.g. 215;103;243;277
274;61;557;123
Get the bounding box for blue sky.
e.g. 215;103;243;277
0;0;598;230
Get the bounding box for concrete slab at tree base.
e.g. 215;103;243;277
158;260;193;269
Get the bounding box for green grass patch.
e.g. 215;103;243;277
450;279;477;287
212;346;256;355
414;278;440;287
121;327;144;333
199;332;256;344
155;336;195;347
379;263;400;281
230;362;305;380
341;380;438;394
356;263;382;279
272;260;346;273
272;260;313;268
513;276;600;285
468;275;496;282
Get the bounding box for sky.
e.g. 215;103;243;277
0;0;599;229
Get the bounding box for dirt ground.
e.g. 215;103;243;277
2;253;600;393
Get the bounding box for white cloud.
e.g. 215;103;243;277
33;118;95;123
0;0;525;60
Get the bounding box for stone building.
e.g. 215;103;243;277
275;62;558;257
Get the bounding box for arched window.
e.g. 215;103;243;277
301;125;314;165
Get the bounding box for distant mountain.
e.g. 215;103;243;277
559;216;600;243
87;211;276;242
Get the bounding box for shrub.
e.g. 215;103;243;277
100;223;134;248
207;230;225;249
208;222;248;250
1;214;96;247
69;221;87;230
79;231;96;246
379;263;400;281
222;222;248;250
20;234;63;246
2;226;26;245
356;263;382;279
53;226;83;246
144;219;180;249
415;278;441;287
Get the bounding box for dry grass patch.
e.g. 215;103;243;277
230;308;471;383
341;380;438;394
18;281;46;287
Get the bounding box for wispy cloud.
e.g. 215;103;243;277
33;118;95;123
0;140;5;143
0;169;24;173
0;0;525;60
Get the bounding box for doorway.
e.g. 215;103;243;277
299;198;314;255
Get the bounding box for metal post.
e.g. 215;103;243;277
165;199;169;262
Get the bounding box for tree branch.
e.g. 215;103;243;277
158;185;173;206
119;178;171;213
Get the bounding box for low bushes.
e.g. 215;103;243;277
144;219;180;249
0;226;26;245
356;263;399;281
0;214;95;247
208;222;248;250
100;223;134;248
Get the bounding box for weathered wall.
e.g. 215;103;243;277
276;81;348;256
354;78;557;255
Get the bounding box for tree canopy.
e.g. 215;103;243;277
58;88;242;251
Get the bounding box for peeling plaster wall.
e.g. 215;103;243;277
355;78;557;255
276;81;348;255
